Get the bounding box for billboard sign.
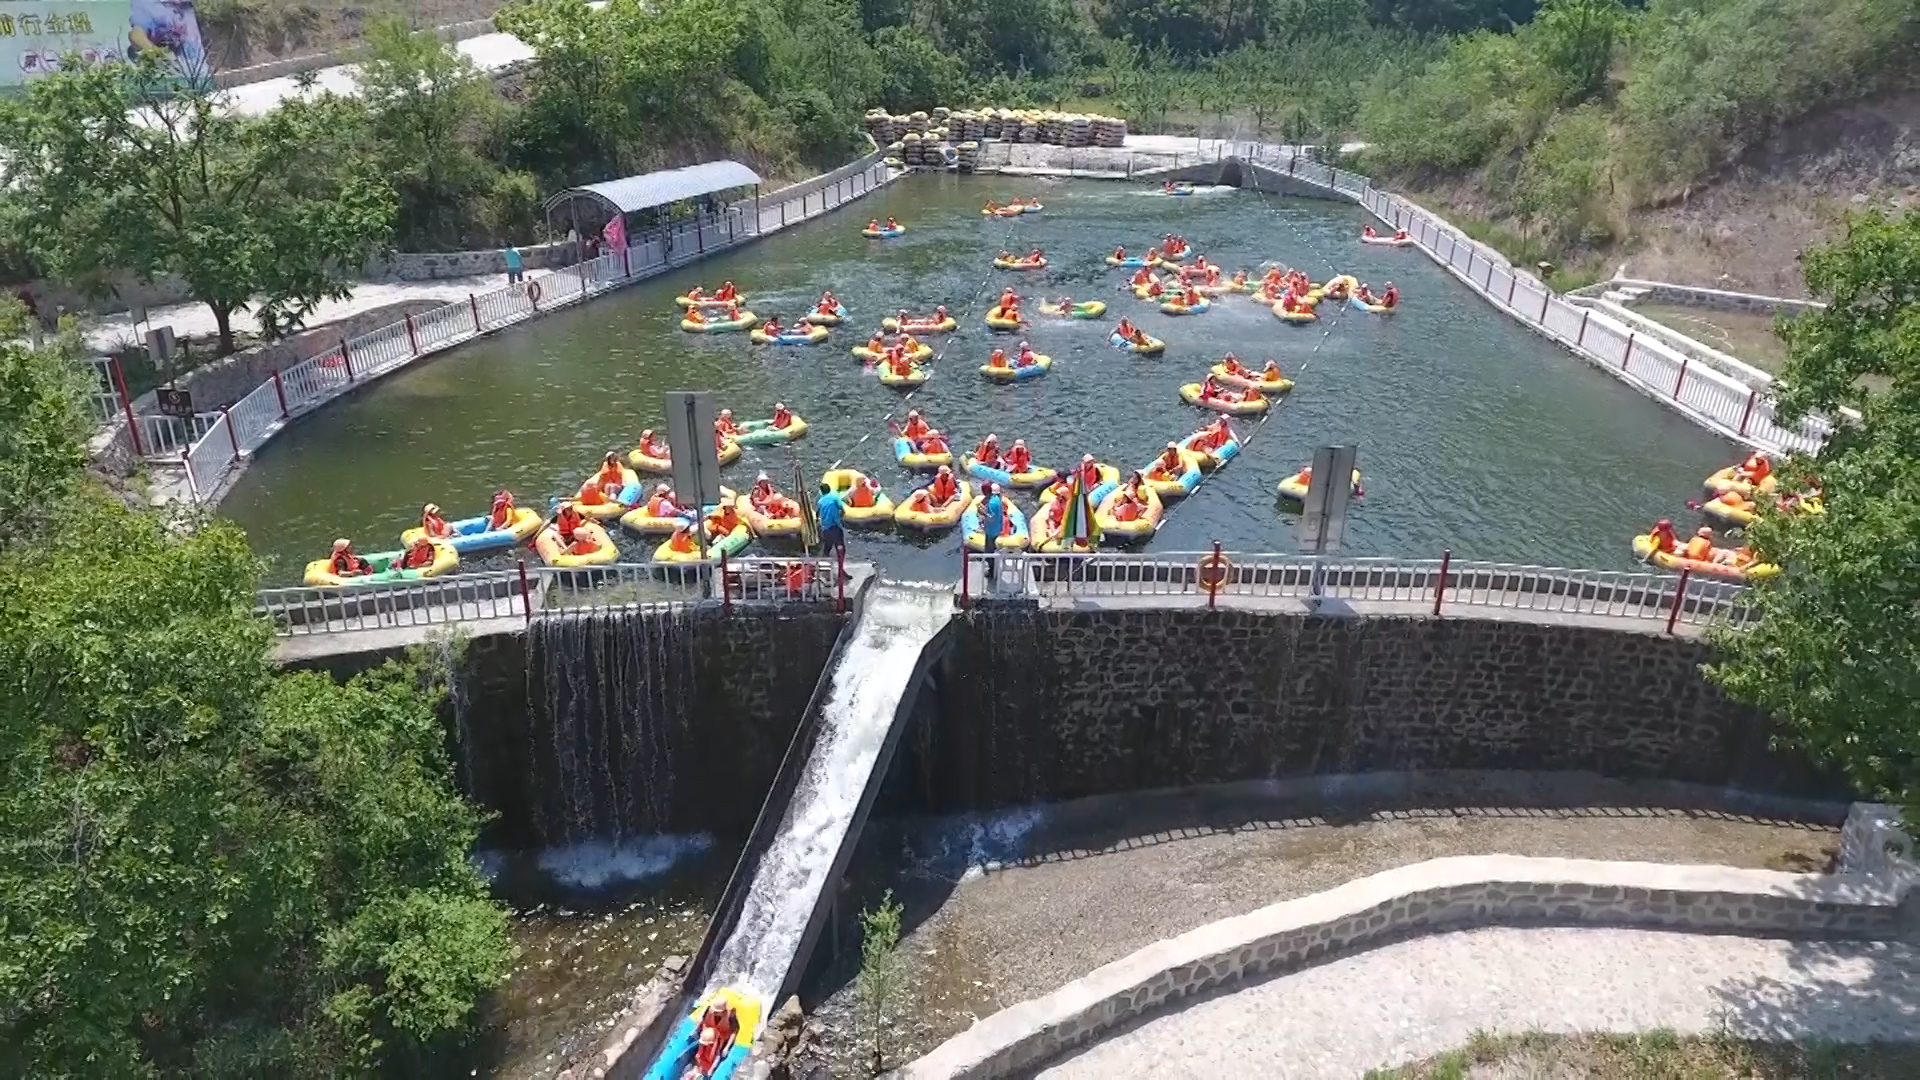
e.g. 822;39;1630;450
0;0;209;88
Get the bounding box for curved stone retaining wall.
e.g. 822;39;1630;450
898;854;1913;1078
893;608;1839;816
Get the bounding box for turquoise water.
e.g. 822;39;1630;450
222;174;1739;583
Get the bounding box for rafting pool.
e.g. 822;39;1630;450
221;174;1741;583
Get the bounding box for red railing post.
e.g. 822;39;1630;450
1576;309;1590;347
404;314;419;355
111;355;144;456
1621;331;1635;372
1737;389;1758;436
1666;567;1691;635
719;548;732;615
470;293;481;331
517;558;533;623
221;404;238;455
836;546;847;614
339;339;355;382
1433;548;1451;616
271;368;288;417
1672;355;1690;398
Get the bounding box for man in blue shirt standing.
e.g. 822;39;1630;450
504;246;524;284
981;481;1005;582
816;480;846;559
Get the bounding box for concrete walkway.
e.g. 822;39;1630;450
1038;927;1920;1078
84;275;506;353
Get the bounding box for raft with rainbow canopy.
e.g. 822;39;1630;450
1180;383;1269;416
894;435;951;470
1276;467;1361;502
1110;331;1165;355
1160;296;1210;316
962;493;1030;552
821;468;894;526
802;302;848;327
862;224;906;238
983;306;1023;331
630;437;741;473
1273;304;1318;325
878;363;929;388
1210;363;1294;393
852;341;933;364
676;292;748;310
993;254;1048;271
1037;299;1106;319
681;310;757;333
1704;466;1779;499
304;540;457;587
642;989;761;1080
736;491;803;538
732;414;808;446
882;314;958;334
979;354;1051;382
1094;482;1163;541
1180;426;1241;470
534;520;619;567
1632;533;1780;583
401;506;542;555
964;454;1056;490
1142;450;1203;500
653;511;752;564
893;480;971;532
750;324;830;345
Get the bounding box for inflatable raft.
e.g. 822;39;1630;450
882;315;957;334
1211;364;1294;393
894;435;951;470
993;255;1048;271
1180;383;1270;416
1632;534;1780;582
535;521;618;567
878;363;929;388
1110;332;1166;355
733;415;808;446
1094;483;1164;541
653;513;752;564
984;307;1023;331
641;989;761;1080
1704;466;1779;499
681;311;757;333
750;324;830;345
980;354;1051;382
1276;468;1362;502
402;506;542;555
1273;304;1318;324
894;481;971;532
1160;296;1211;316
630;437;742;474
822;468;894;527
965;454;1057;490
1105;254;1151;268
1361;234;1414;247
572;465;642;520
1038;299;1107;319
1180;428;1242;470
736;492;803;538
853;341;933;364
862;224;906;238
303;541;457;587
1348;296;1396;314
1142;451;1204;501
676;293;749;310
962;494;1031;552
803;302;848;327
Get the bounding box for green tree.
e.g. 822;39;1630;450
856;891;905;1076
1707;210;1920;817
1531;0;1629;104
0;303;90;547
871;26;970;113
0;58;397;354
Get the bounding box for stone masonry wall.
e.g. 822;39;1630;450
899;855;1911;1078
897;608;1837;814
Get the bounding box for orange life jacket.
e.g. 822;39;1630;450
931;475;956;503
848;483;875;508
488;500;512;529
597;465;624;490
669;529;696;553
399;543;437;569
1006;448;1031;472
330;551;367;576
555;507;584;538
422;511;449;538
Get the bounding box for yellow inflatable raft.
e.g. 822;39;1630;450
979;354;1051;382
535;520;619;567
402;506;542;549
749;324;830;345
620;493;704;535
878;363;930;388
993;255;1048;271
852;342;934;363
894;481;971;532
881;315;958;334
822;468;894;527
1704;466;1780;499
574;464;641;520
984;307;1023;331
1110;332;1166;355
1277;468;1362;501
680;310;757;333
628;438;741;474
676;293;748;310
1273;304;1318;324
303;540;457;587
1632;534;1780;582
1210;364;1294;393
736;492;803;538
1180;383;1269;416
653;514;752;563
1094;483;1164;540
1037;300;1107;319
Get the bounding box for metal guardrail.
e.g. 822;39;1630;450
177;157;894;502
256;555;848;636
963;552;1758;632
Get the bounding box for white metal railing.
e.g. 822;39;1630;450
256;555;850;637
177;156;895;501
963;552;1758;632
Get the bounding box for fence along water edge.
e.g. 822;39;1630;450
173;153;895;502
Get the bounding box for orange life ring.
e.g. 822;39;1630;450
526;280;542;304
1197;552;1232;595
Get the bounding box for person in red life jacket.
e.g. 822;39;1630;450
1261;359;1284;384
1027;248;1045;263
750;471;776;508
930;465;959;505
864;332;886;357
818;290;838;314
1015;341;1038;366
420;502;450;539
1112;473;1146;521
998;287;1019;311
783;559;816;597
1006;439;1033;474
885;216;900;230
760;315;783;337
1151;442;1185;479
1200;374;1222;401
1131;266;1155;287
1220;353;1245;377
901;409;930;440
1146;278;1167;298
1684;526;1715;562
693;998;739;1074
1381;282;1399;309
396;535;438;570
684;307;709;327
919;430;950;456
487;490;516;530
328;538;372;577
1644;519;1678;555
645;482;682;518
772;402;794;429
594;452;626;495
708;502;742;540
1738;451;1772;485
1182;287;1202;307
847;475;879;509
934;304;950;323
685;285;708;303
1394;228;1409;241
715;280;738;302
895;307;912;328
1114;316;1137;340
666;520;698;555
1363;225;1378;239
867;219;881;232
553;501;586;544
987;347;1010;370
887;350;917;378
638;428;668;462
1113;245;1128;261
974;434;1003;469
1078;454;1102;489
713;427;733;454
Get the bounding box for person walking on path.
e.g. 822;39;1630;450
504;246;524;284
816;481;846;559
